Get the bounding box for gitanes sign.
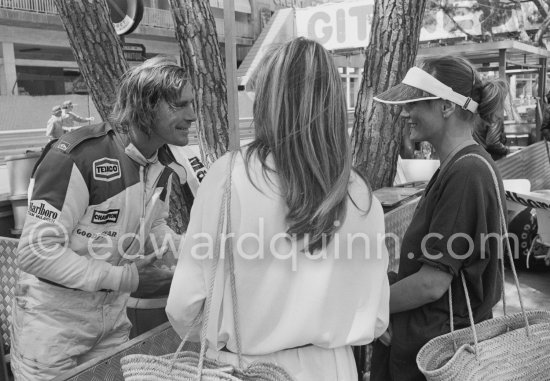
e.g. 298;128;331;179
294;1;542;51
295;1;375;51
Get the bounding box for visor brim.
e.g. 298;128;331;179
374;83;440;105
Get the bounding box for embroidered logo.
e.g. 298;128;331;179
189;156;206;182
76;228;118;238
91;209;120;224
28;200;60;223
93;158;121;182
57;142;69;151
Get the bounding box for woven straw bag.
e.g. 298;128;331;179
121;152;295;381
416;154;550;380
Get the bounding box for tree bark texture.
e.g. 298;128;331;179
169;0;229;166
351;0;427;190
54;0;128;121
166;176;191;234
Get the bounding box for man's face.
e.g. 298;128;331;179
151;83;196;147
53;110;62;117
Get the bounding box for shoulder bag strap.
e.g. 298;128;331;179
446;154;531;355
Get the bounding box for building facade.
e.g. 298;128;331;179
3;0;545;129
0;0;280;97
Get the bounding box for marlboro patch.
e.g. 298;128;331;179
28;200;60;223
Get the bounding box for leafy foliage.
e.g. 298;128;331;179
424;0;548;44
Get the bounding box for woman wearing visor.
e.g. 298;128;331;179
371;56;508;380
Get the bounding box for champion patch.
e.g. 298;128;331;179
93;158;121;182
91;209;120;224
28;200;60;223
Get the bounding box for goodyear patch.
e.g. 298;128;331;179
75;228;118;239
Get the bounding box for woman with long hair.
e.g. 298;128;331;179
167;37;390;380
372;56;508;380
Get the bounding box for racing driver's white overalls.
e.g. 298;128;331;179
10;123;194;380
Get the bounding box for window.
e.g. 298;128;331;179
339;66;363;109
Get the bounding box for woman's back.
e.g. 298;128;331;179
214;152;388;353
167;150;389;380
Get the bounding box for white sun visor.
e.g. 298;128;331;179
402;67;478;113
374;67;479;114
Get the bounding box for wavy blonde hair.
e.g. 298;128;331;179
110;56;189;135
245;37;370;253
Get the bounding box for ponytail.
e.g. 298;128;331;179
478;79;508;123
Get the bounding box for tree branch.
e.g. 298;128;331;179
439;5;486;42
531;0;548;19
535;14;550;45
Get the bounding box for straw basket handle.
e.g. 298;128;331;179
447;154;531;356
167;151;242;379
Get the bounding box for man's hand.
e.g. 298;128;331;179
379;324;392;347
133;251;174;298
542;129;550;141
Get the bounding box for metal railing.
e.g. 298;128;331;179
0;129;48;163
0;0;57;14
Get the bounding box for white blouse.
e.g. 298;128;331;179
166;151;389;355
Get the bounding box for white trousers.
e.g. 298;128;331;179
10;276;131;381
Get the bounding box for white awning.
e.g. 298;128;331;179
209;0;251;14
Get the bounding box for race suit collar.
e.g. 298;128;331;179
124;142;159;166
114;130;159;166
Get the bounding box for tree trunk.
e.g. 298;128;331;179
169;0;229;166
54;0;128;121
351;0;427;190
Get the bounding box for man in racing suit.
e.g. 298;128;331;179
10;56;197;380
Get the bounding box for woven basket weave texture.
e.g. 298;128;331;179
0;237;19;354
417;310;550;380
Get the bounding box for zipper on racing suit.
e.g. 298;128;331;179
116;163;148;266
138;164;148;257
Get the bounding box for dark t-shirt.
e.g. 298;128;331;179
389;145;505;381
541;104;550;131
